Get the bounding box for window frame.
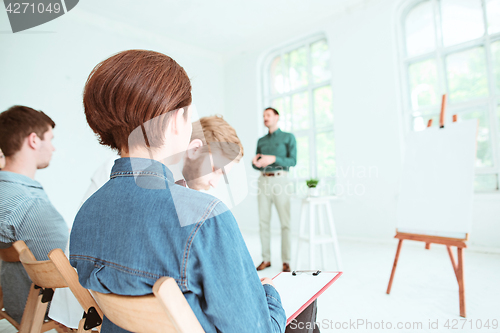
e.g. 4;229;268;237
261;33;336;193
398;0;500;190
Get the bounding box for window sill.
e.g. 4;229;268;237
473;191;500;201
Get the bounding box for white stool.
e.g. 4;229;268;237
294;195;342;270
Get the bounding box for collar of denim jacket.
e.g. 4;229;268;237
110;157;175;183
0;170;43;189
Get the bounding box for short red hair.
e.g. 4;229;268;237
83;50;192;153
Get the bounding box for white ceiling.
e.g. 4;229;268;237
78;0;371;55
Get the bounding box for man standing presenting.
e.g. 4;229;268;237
253;107;297;272
0;105;68;323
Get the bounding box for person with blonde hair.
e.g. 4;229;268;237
182;115;244;190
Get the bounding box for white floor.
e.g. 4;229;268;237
247;232;500;333
1;232;499;333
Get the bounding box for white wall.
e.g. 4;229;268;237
1;0;498;249
224;0;500;250
0;9;225;226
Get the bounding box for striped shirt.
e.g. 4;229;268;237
0;170;68;322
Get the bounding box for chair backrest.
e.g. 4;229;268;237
0;244;21;328
0;245;20;262
92;277;205;333
48;248;103;332
13;241;67;289
11;240;68;333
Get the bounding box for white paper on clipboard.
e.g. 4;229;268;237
272;271;342;324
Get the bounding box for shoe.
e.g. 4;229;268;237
282;263;291;272
256;261;271;271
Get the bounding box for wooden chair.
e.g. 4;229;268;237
91;277;205;333
0;245;22;329
48;248;103;333
12;240;69;333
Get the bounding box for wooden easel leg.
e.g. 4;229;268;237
446;246;459;281
386;239;403;294
457;247;466;317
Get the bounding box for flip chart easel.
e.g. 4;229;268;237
387;94;473;318
386;232;467;317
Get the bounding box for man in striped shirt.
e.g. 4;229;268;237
0;105;68;323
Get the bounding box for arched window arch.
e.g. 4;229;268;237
262;34;336;194
399;0;500;190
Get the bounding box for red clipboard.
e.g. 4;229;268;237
272;271;342;325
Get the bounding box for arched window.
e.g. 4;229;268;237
400;0;500;190
262;35;335;194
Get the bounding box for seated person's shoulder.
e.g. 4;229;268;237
1;180;32;198
173;184;221;211
0;184;43;213
170;186;232;226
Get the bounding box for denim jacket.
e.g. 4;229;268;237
69;158;286;333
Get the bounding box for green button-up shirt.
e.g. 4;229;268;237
252;128;297;172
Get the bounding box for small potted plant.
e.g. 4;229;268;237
306;179;320;197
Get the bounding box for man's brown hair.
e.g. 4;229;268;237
264;107;279;116
83;50;192;153
0;105;55;157
191;115;244;162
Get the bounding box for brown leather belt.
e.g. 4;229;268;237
262;171;285;177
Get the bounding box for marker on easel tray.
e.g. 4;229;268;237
439;94;447;128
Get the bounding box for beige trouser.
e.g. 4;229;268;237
258;173;292;263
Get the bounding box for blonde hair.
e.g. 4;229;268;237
191;115;244;162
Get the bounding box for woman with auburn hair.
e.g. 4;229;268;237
69;50;286;333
